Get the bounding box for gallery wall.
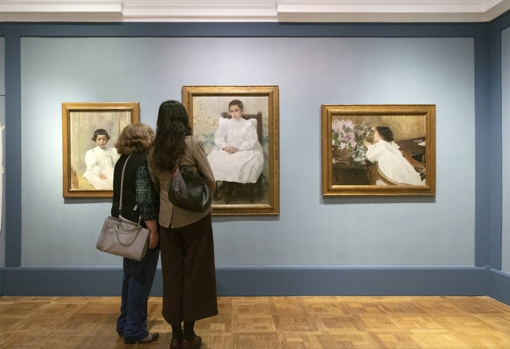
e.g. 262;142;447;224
20;36;475;267
0;21;496;296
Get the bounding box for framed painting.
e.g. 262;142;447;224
182;86;279;215
62;102;140;198
322;104;436;196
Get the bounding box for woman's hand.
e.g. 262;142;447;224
222;147;239;154
363;140;372;148
148;230;159;249
144;220;159;249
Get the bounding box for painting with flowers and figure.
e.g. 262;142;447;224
322;104;436;196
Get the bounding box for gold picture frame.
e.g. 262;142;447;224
182;86;280;215
322;104;436;196
62;102;140;198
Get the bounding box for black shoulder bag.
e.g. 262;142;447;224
168;164;212;212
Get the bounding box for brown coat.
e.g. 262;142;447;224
148;136;216;228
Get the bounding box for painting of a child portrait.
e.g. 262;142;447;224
182;86;280;216
322;104;436;196
82;128;119;190
207;99;265;188
62;102;139;198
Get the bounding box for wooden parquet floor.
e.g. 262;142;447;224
1;296;510;349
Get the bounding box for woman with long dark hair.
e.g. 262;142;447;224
148;100;217;349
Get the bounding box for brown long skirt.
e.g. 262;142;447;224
159;214;218;325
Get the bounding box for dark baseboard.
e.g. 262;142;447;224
487;268;510;306
216;267;486;296
1;266;486;297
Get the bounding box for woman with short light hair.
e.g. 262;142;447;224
112;123;160;344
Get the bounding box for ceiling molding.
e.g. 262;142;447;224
0;0;508;23
0;1;123;22
122;6;277;22
481;0;510;20
276;0;510;22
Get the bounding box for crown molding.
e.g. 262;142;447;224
122;6;277;22
276;0;510;22
481;0;510;20
0;1;122;22
0;0;507;23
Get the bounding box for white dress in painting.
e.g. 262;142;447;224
83;146;119;189
365;140;423;185
207;117;264;183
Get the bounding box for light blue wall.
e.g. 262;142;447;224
502;27;510;272
21;37;475;267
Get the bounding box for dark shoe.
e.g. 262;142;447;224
170;339;183;349
124;332;159;344
182;334;202;349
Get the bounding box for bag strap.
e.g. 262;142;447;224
171;159;180;178
118;154;133;214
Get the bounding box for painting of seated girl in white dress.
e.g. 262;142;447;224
207;99;264;184
63;102;139;198
182;85;279;214
83;129;119;190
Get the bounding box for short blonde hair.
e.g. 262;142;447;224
115;123;155;155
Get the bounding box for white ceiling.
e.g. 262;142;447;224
0;0;509;23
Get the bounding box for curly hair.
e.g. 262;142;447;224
115;123;155;155
375;126;394;142
150;100;192;172
91;129;110;141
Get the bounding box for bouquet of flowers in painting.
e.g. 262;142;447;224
332;119;373;166
332;119;356;151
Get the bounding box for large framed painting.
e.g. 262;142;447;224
182;86;279;215
322;104;436;196
62;102;140;198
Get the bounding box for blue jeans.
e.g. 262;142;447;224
116;248;159;342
